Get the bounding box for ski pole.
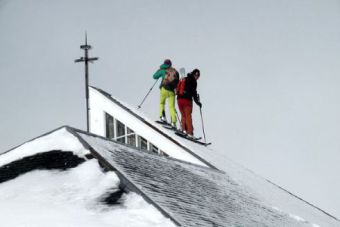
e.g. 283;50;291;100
199;107;207;143
138;78;159;109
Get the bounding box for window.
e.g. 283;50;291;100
138;136;148;150
105;113;114;139
160;150;169;157
116;119;126;143
103;114;166;155
127;127;136;147
116;119;125;137
150;143;159;154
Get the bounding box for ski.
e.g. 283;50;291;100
174;130;201;140
155;120;171;126
156;120;181;130
175;131;211;146
163;124;176;130
179;67;186;78
155;120;175;129
157;120;211;146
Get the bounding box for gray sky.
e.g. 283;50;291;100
1;0;340;218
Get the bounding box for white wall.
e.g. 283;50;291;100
89;87;208;167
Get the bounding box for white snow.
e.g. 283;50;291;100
0;159;175;227
0;128;89;167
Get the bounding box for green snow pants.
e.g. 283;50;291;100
159;87;177;124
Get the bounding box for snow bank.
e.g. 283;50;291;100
0;159;175;227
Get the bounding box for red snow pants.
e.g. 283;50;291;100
177;98;193;135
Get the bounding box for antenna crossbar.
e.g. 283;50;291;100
74;33;99;132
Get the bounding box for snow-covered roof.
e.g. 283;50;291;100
76;129;323;227
1;126;339;226
88;87;340;227
0;127;175;227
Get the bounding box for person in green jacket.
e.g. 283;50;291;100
153;59;179;128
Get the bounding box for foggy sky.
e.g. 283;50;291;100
0;0;340;219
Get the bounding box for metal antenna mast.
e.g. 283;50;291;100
75;33;99;132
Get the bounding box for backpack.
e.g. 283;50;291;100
176;77;186;96
162;67;178;87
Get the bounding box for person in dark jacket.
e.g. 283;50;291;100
177;69;202;136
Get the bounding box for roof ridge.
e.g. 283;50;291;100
1;125;70;157
68;126;224;174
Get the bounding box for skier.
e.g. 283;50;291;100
176;69;202;137
153;59;179;128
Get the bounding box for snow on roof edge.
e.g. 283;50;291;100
0;126;90;167
1;125;70;156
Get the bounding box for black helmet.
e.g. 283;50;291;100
192;69;200;77
163;59;172;67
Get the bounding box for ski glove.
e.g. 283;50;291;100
197;102;202;108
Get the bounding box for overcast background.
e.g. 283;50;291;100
0;0;339;219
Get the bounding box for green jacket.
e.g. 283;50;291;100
153;64;179;91
153;64;170;81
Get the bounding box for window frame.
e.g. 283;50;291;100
104;112;165;155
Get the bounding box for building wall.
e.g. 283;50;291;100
89;87;208;167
